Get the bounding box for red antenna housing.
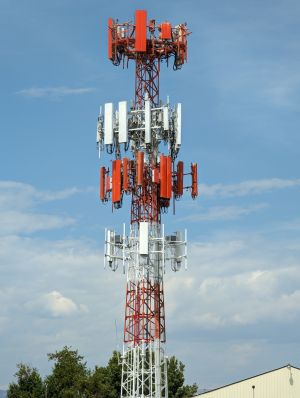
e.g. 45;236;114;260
108;10;189;108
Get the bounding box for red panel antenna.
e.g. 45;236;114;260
191;163;198;199
160;155;167;198
135;10;147;52
105;175;111;193
160;23;172;40
174;161;184;199
166;156;172;200
100;166;106;201
123;158;129;192
112;159;122;204
108;18;113;60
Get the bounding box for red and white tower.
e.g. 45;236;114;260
97;10;198;398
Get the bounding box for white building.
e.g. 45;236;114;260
197;364;300;398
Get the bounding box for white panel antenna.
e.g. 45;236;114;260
96;119;101;144
105;229;115;264
175;103;182;149
104;102;114;145
118;101;128;143
96;106;103;144
145;99;151;144
139;222;149;255
163;106;169;130
175;231;184;261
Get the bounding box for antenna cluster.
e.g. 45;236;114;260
97;98;197;212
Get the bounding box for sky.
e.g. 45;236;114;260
1;0;300;391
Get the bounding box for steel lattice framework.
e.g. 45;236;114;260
135;60;160;109
96;9;198;398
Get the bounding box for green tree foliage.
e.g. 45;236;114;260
45;346;90;398
88;351;121;398
167;356;198;398
7;363;44;398
7;348;197;398
88;366;112;398
105;351;122;398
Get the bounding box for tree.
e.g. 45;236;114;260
105;351;122;398
7;348;197;398
167;356;198;398
88;366;114;398
88;351;121;398
7;363;44;398
45;346;90;398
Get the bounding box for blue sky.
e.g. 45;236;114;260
1;0;300;391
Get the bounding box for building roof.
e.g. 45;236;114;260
198;364;300;395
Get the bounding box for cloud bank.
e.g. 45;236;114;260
0;178;299;389
201;178;300;198
16;86;95;99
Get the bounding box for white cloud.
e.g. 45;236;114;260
16;86;95;99
259;66;300;109
181;203;267;222
0;180;299;388
0;181;94;235
277;219;300;232
0;181;92;211
201;178;300;198
193;312;224;328
43;291;80;317
0;231;123;386
0;210;75;235
230;343;259;367
166;235;300;331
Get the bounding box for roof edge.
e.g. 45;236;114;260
198;364;300;396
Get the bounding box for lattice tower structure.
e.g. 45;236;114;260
96;10;198;398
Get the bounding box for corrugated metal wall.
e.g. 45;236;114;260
197;366;300;398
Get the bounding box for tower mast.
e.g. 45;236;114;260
97;10;198;398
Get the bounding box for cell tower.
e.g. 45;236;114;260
96;10;198;398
